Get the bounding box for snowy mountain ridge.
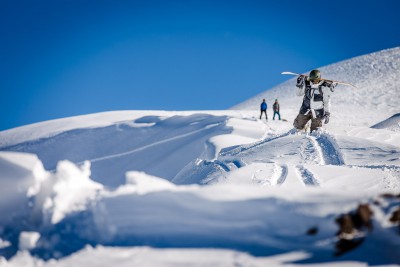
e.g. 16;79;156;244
0;47;400;266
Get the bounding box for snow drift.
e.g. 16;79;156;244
372;113;400;132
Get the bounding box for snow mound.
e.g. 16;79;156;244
0;112;264;187
0;151;103;254
371;113;400;132
109;171;176;196
1;154;399;265
44;160;103;224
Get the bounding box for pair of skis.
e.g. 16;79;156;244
281;71;358;88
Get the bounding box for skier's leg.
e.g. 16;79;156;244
310;117;323;132
273;112;276;120
293;113;310;130
278;112;281;120
260;110;267;119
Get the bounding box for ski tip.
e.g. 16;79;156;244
281;71;302;76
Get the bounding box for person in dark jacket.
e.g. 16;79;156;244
273;99;281;120
260;99;268;120
293;69;336;132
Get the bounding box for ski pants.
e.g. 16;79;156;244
273;111;281;120
260;110;267;120
293;113;322;132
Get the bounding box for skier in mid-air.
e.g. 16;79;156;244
293;69;337;132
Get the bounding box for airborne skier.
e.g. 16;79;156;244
293;69;337;132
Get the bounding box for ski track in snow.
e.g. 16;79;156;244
85;122;223;164
220;130;294;157
299;133;346;166
199;130;334;187
314;134;345;166
296;165;320;186
300;135;321;165
221;130;344;186
206;127;400;190
276;164;288;185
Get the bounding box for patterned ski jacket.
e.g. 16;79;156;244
296;79;334;118
273;102;279;112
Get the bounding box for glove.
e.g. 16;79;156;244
323;112;330;124
296;75;305;88
325;81;337;92
332;82;338;91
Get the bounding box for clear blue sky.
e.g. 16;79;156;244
1;0;400;130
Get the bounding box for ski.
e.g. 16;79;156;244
281;71;358;88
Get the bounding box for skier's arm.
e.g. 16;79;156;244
322;80;338;92
322;87;332;113
296;76;306;96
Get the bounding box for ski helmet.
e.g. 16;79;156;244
309;70;321;81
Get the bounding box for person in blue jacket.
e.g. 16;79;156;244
260;99;268;120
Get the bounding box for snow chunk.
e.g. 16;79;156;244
0;238;11;249
126;171;175;192
18;232;40;251
111;171;176;196
0;152;48;225
44;160;103;224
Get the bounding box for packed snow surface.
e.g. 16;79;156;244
0;47;400;266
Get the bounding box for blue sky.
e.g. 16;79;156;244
1;0;400;130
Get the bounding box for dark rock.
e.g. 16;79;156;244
334;203;374;256
306;226;318;235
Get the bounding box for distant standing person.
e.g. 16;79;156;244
260;99;268;120
273;99;281;120
293;69;336;132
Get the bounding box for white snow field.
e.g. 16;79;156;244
0;47;400;266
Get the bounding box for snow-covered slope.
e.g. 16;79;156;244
0;111;265;187
232;47;400;127
1;47;400;266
